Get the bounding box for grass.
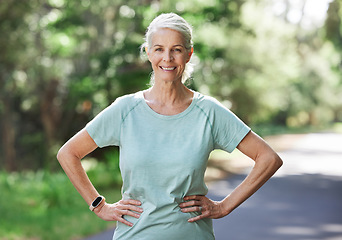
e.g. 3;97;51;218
0;170;122;240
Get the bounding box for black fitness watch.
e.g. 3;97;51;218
89;195;105;211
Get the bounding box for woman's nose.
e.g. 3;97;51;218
163;51;173;61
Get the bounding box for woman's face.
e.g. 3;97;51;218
147;28;192;83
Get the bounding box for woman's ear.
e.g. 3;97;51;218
145;46;152;62
186;47;194;63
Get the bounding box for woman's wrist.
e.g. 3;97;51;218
219;196;234;216
93;200;106;215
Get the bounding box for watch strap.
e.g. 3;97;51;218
89;195;105;211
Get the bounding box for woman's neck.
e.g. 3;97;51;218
143;80;194;115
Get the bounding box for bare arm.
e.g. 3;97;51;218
57;129;99;206
220;130;283;214
180;130;283;221
57;129;143;226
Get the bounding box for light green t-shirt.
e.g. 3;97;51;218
86;91;250;240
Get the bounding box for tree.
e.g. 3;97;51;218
0;0;37;171
325;0;342;122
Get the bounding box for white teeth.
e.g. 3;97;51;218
161;67;176;70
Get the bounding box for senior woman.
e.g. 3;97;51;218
57;13;283;240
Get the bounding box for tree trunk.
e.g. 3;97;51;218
40;78;61;148
1;97;17;172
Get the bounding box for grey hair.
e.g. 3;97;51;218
140;13;194;84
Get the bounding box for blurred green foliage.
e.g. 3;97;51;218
0;170;122;239
0;0;341;172
85;150;122;189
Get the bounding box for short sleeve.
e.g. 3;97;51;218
210;98;251;153
85;98;124;148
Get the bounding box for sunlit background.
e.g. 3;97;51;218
0;0;341;239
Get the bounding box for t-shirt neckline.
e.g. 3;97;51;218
137;90;198;120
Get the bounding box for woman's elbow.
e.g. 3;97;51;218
271;153;283;171
56;146;66;164
56;144;72;165
259;151;283;173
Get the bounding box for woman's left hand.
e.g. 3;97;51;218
179;195;227;222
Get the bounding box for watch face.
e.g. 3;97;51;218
92;196;102;207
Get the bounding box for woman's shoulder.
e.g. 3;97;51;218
195;91;228;110
97;91;144;118
110;91;143;108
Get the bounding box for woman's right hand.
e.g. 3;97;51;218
94;199;143;227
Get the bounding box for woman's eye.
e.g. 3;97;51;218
155;48;162;51
174;48;182;52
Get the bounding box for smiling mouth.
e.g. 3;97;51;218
160;66;176;71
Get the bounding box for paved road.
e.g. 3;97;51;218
85;132;342;240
